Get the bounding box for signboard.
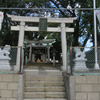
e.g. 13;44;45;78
0;11;4;30
39;18;47;31
95;9;100;23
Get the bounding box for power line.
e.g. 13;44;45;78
0;8;100;10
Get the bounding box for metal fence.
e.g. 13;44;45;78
0;46;23;74
68;47;100;75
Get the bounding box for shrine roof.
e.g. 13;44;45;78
25;39;55;44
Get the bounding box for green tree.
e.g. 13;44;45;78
49;0;94;46
0;0;99;47
0;0;47;45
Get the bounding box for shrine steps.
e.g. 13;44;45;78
23;69;67;100
24;70;63;76
25;81;64;87
25;87;65;92
24;92;66;98
24;98;66;100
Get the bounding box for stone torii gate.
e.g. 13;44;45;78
8;14;76;71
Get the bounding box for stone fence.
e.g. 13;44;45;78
0;73;23;100
65;74;100;100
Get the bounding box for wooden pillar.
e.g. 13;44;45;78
61;22;67;71
16;21;25;71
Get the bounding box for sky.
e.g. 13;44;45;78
85;39;93;51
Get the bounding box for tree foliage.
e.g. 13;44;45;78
0;0;99;47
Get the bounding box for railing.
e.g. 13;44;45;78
0;46;24;74
68;47;100;75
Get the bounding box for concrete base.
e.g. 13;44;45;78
0;60;11;70
74;59;88;71
61;65;67;71
0;65;11;70
74;67;88;72
94;63;100;69
14;65;20;72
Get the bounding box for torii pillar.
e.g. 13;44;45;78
61;22;67;71
15;21;25;71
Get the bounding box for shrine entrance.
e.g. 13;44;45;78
25;39;55;63
8;14;76;71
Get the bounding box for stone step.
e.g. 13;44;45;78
25;76;64;81
25;81;64;87
24;92;66;98
25;86;65;92
24;98;67;100
24;70;63;76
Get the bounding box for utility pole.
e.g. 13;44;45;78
93;0;99;69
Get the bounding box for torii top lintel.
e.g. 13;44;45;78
7;14;77;23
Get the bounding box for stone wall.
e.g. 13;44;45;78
0;73;23;100
65;75;100;100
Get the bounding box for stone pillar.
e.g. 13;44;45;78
61;22;67;71
45;54;47;63
16;21;25;71
18;75;24;100
42;54;45;62
64;75;75;100
42;54;44;62
53;52;56;66
29;45;32;61
42;54;47;63
32;54;35;62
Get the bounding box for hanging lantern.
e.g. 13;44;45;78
0;11;4;30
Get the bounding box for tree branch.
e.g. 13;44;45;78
58;0;75;16
82;34;90;47
50;0;66;16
